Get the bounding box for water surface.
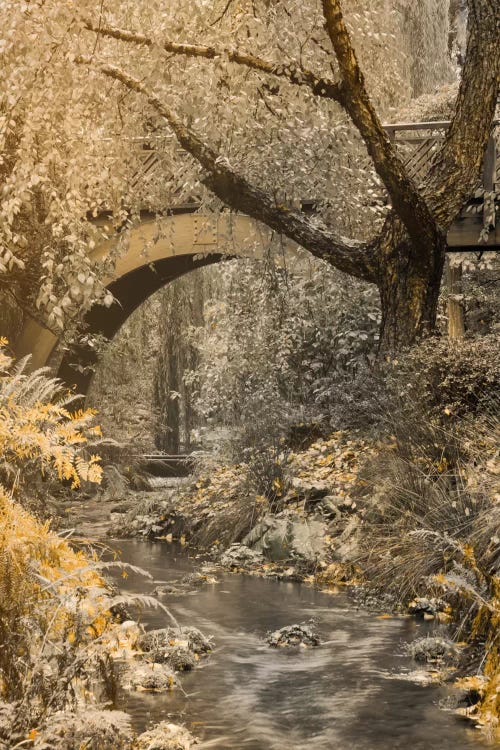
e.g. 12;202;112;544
109;539;493;750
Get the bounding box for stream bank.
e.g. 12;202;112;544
93;420;500;741
55;479;495;748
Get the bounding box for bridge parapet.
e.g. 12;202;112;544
384;120;499;185
131;120;499;250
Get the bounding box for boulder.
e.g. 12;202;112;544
138;627;212;662
242;515;325;563
33;709;133;750
334;516;360;563
220;543;264;568
290;477;330;500
408;636;458;664
180;571;218;587
183;627;213;655
167;646;196;672
125;663;177;692
408;597;448;618
267;623;319;648
134;721;196;750
152;583;182;596
289;518;325;561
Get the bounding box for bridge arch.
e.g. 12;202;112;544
14;210;283;394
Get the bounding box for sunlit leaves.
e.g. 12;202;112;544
0;340;102;489
0;0;455;330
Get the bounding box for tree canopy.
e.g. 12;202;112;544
1;0;498;348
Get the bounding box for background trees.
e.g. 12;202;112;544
78;0;498;349
2;0;496;353
87;252;380;455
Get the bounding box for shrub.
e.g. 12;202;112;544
0;341;113;739
390;335;499;419
358;400;500;732
33;709;133;750
0;485;117;736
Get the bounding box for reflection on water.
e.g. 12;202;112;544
109;539;493;750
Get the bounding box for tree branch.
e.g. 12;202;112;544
82;19;345;104
424;0;500;226
76;58;377;283
321;0;443;260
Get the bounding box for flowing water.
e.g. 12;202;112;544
106;539;496;750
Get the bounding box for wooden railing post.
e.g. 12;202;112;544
446;257;465;340
482;134;496;231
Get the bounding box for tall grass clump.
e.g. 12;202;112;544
358;383;500;733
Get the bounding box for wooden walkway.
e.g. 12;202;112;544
384;120;499;251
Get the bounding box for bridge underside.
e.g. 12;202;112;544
13;211;277;385
57;252;226;395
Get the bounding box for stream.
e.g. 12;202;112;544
107;538;492;750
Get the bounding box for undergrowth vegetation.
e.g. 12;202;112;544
0;338;103;517
0;341;116;745
184;257;380;459
354;390;500;732
0;341;199;749
0;488;115;740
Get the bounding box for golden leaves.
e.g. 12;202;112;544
289;431;376;503
0;341;103;489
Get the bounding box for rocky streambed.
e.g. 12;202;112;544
105;538;490;749
54;484;498;749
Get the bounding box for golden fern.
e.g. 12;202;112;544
0;340;102;489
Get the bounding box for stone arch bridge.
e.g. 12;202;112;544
15;209;282;393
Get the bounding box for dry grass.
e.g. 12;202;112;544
358;401;500;735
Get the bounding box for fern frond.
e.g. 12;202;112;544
0;348;103;489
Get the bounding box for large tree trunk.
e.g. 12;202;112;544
77;0;499;360
377;221;446;352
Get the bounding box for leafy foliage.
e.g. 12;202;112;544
184;257;379;455
0;483;115;734
0;339;102;490
390;335;500;418
0;0;460;332
0;344;116;741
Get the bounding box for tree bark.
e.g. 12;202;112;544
80;0;499;353
376;218;446;351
